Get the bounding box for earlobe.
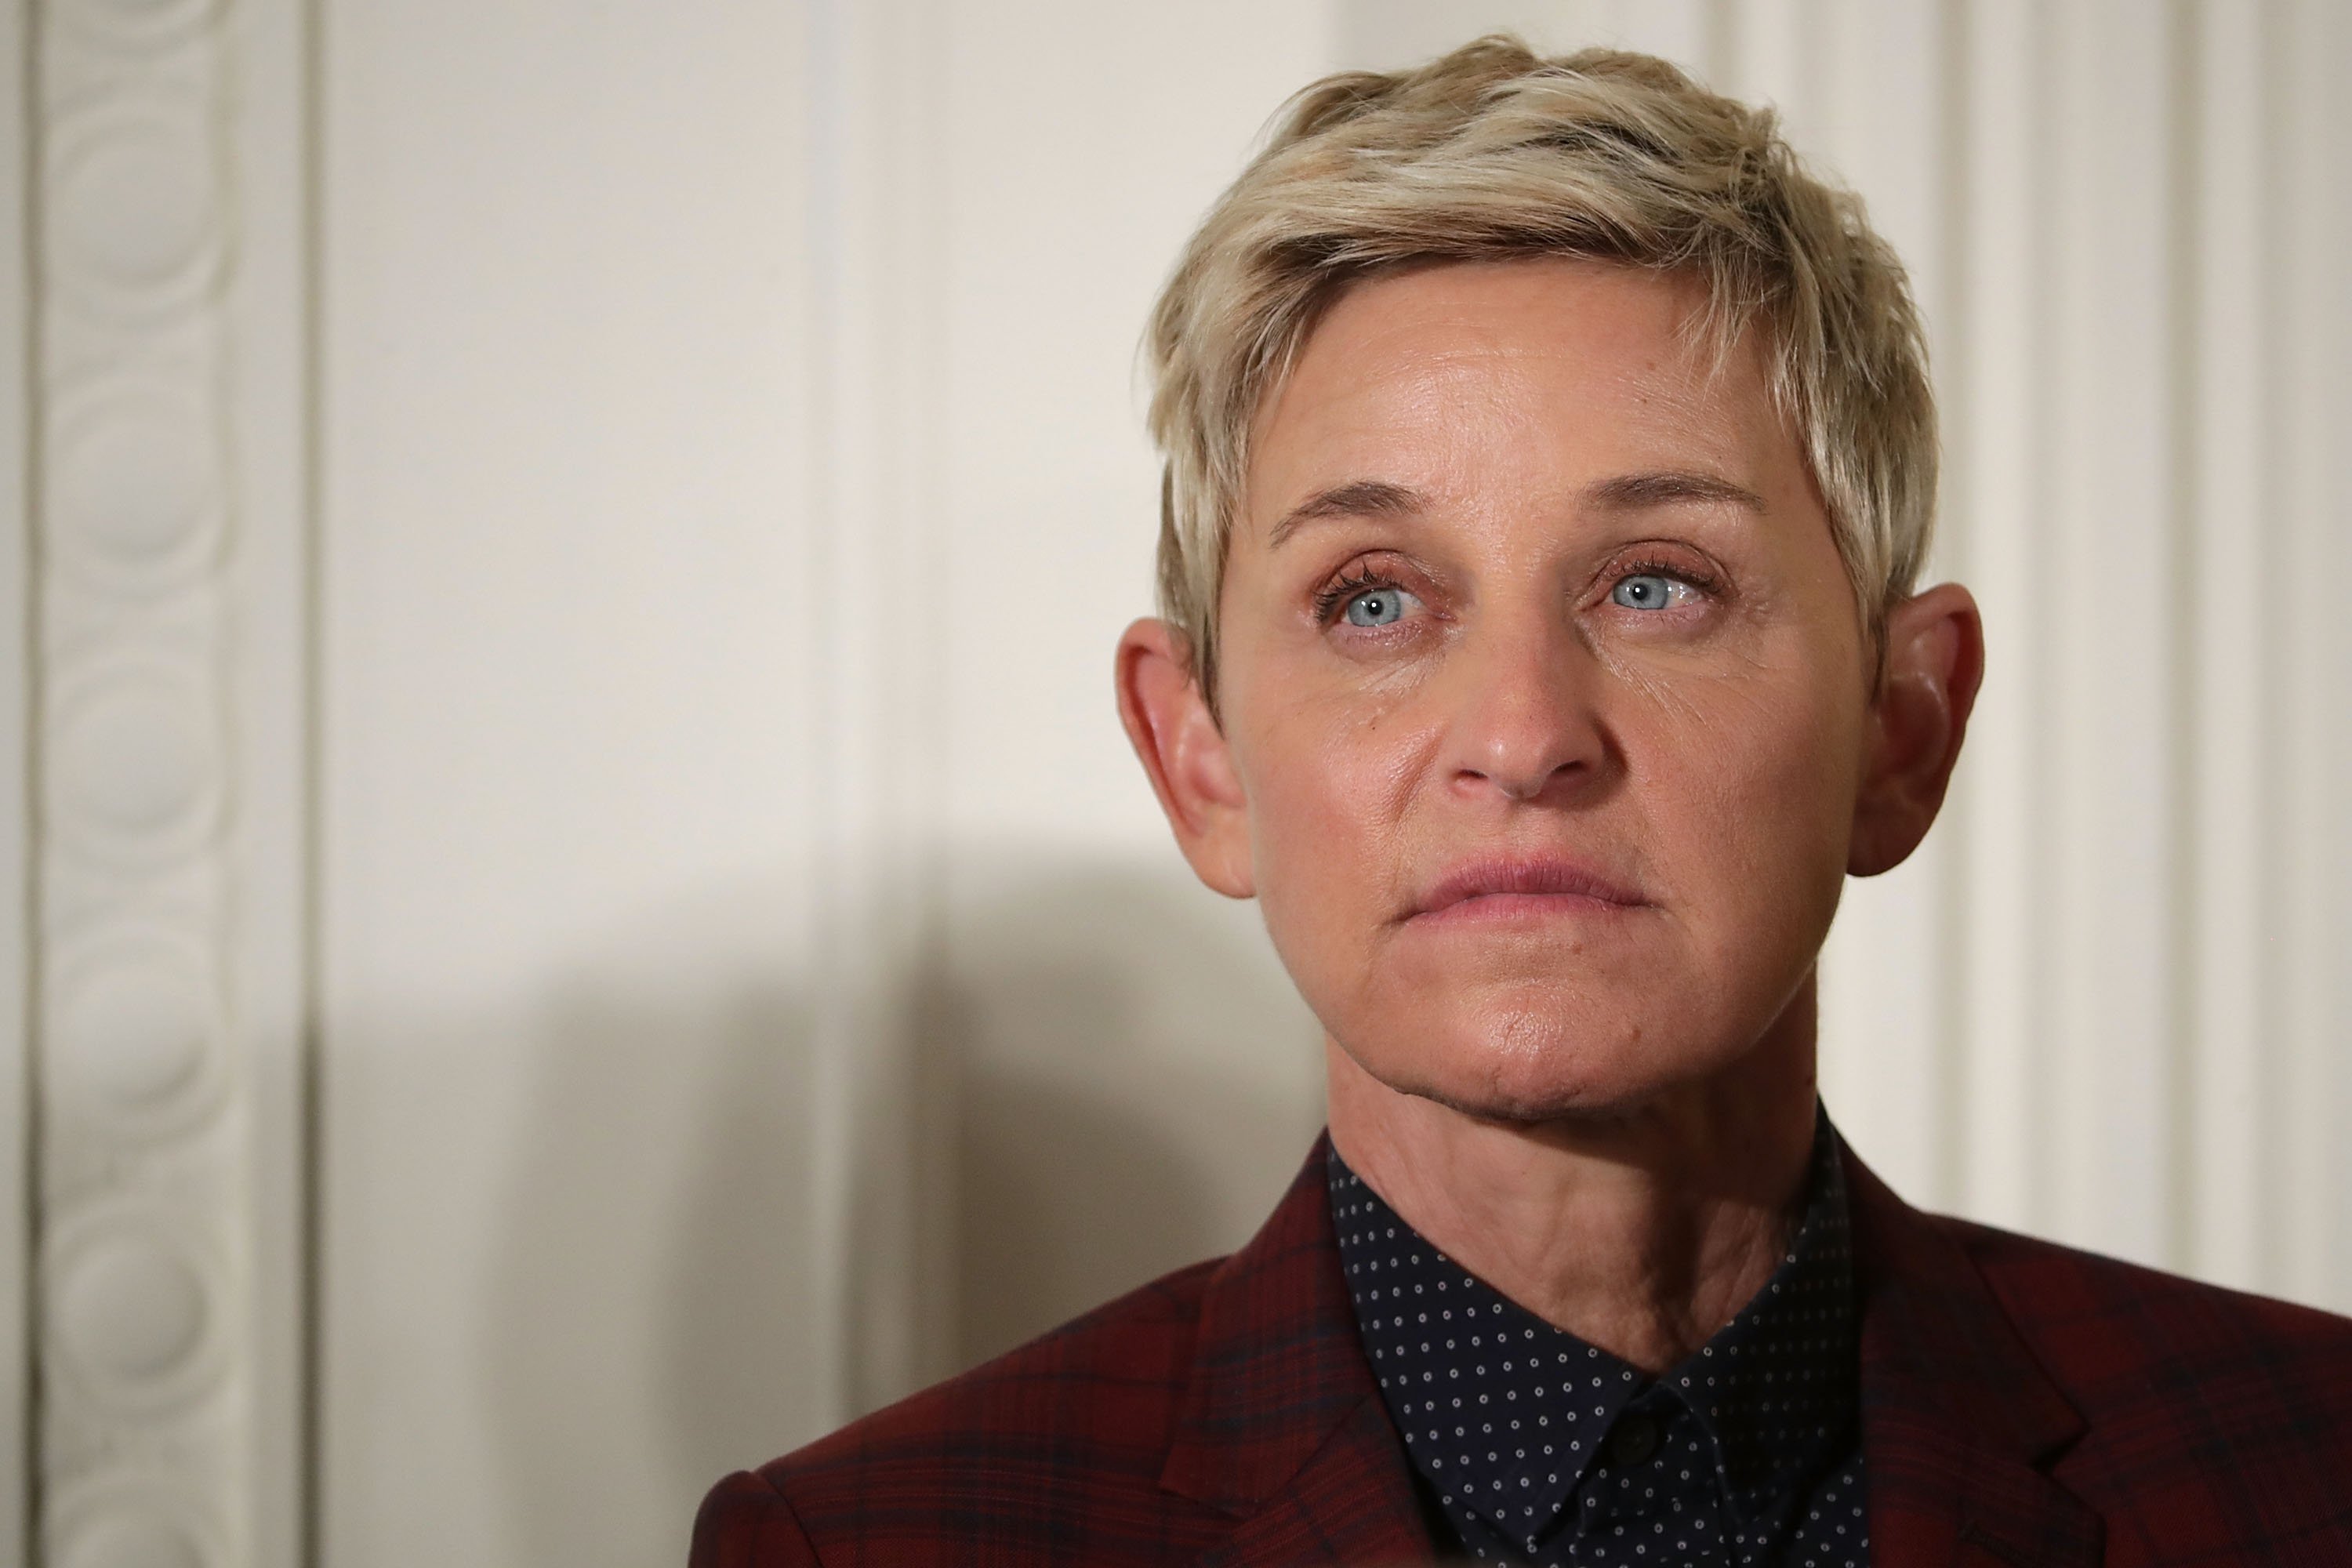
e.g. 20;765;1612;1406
1115;619;1256;898
1848;583;1985;877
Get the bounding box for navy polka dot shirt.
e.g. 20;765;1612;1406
1327;1120;1869;1566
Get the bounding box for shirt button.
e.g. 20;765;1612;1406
1604;1412;1662;1468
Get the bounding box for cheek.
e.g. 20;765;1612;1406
1631;658;1864;936
1228;673;1428;967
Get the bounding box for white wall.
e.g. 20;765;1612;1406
5;2;2347;1565
931;0;1336;1376
314;5;824;1563
310;3;1336;1565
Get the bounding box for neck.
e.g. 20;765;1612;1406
1323;982;1820;1374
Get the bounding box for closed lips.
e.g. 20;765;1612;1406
1412;857;1649;918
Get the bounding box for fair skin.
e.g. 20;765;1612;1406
1117;258;1983;1372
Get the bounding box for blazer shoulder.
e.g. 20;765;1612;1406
741;1254;1229;1558
780;1252;1221;1472
690;1468;820;1568
1940;1213;2352;1523
1947;1213;2352;1378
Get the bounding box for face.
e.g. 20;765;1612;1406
1120;257;1976;1124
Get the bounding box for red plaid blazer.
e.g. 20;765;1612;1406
691;1138;2352;1566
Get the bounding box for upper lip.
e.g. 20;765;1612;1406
1411;854;1650;917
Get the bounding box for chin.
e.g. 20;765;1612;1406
1345;992;1719;1126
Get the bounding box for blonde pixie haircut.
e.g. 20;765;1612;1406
1145;37;1936;699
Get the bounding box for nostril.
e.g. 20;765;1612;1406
1442;637;1610;797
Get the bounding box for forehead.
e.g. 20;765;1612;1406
1243;258;1795;531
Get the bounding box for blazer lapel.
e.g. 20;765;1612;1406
1160;1136;1436;1566
1192;1395;1436;1568
1164;1134;2107;1566
1846;1149;2103;1567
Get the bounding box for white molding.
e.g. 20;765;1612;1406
2183;0;2270;1293
3;0;33;1552
803;0;956;1425
216;0;311;1555
27;0;308;1562
2271;0;2350;1309
1947;0;2049;1240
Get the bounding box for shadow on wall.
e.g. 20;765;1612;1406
480;974;821;1559
937;854;1326;1369
456;851;1320;1566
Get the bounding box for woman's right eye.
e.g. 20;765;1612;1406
1343;586;1417;626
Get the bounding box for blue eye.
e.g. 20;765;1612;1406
1611;573;1688;611
1345;586;1414;626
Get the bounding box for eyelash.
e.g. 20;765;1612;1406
1610;557;1721;601
1311;557;1721;625
1312;566;1402;626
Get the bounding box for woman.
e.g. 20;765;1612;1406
695;39;2352;1567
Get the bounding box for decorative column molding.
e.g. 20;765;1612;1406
26;0;308;1563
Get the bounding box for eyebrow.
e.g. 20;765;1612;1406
1583;470;1769;515
1265;479;1426;549
1262;468;1767;550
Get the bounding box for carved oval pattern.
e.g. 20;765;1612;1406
47;377;226;596
43;1206;231;1414
46;1473;228;1568
38;0;254;1552
46;661;224;869
48;924;229;1141
54;0;223;53
45;92;223;324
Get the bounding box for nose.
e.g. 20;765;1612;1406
1441;608;1610;804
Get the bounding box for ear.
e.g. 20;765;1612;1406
1115;619;1255;898
1848;583;1985;877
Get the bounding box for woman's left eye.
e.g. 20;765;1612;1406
1341;585;1419;627
1610;572;1697;611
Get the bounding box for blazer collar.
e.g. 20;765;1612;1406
1162;1131;2107;1567
1844;1143;2103;1566
1160;1135;1436;1565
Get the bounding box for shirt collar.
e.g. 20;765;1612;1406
1669;1121;1859;1514
1328;1112;1859;1534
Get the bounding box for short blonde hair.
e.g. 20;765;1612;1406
1145;37;1936;698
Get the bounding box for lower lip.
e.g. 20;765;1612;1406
1410;891;1644;926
